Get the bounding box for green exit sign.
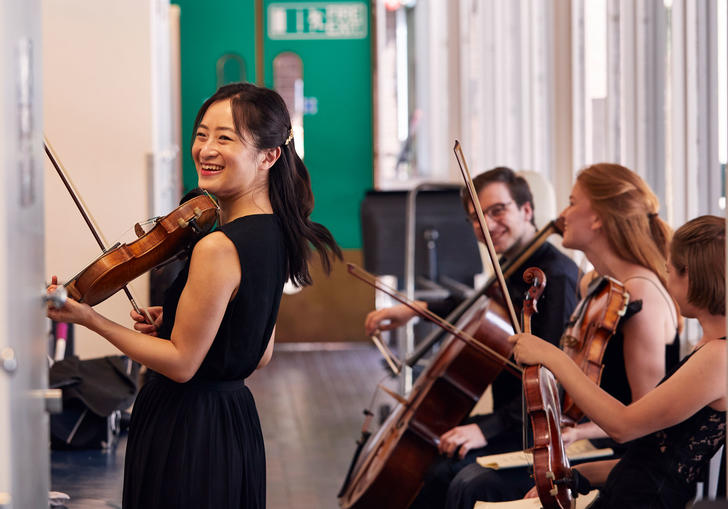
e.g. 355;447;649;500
267;2;368;40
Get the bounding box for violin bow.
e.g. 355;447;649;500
44;136;155;326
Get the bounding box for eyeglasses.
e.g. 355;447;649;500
466;201;513;223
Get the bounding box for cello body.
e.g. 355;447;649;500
339;295;514;509
340;220;568;508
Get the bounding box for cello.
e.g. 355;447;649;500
339;263;518;508
338;142;569;508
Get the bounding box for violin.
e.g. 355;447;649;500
64;194;219;306
520;267;573;509
559;275;629;425
45;139;219;313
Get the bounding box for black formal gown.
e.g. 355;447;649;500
122;214;287;509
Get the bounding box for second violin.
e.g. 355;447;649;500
559;275;629;424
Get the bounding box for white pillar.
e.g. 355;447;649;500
0;2;48;508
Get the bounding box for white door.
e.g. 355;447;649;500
0;1;49;508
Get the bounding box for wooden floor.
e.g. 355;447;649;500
51;344;394;509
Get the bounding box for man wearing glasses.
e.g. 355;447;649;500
364;167;579;508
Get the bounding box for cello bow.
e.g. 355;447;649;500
347;263;521;378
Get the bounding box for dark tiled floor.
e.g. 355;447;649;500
51;345;392;509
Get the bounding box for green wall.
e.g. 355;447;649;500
171;0;372;249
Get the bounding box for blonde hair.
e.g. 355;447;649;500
577;163;672;286
670;215;725;316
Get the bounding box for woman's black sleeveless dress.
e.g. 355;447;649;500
122;215;287;509
590;341;726;509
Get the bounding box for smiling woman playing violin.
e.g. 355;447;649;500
47;83;341;509
512;214;726;508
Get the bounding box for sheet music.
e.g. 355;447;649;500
473;489;599;508
476;440;613;470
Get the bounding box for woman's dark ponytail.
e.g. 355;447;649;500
270;139;342;286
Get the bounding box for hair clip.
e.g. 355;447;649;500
284;129;294;146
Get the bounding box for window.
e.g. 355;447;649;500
273;52;304;158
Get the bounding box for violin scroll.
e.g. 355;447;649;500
523;267;547;318
521;267;547;335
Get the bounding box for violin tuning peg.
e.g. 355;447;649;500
177;217;189;228
193;207;202;218
549;487;559;496
545;471;555;480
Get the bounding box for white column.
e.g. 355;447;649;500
0;2;48;508
670;0;721;224
415;0;451;179
42;0;164;358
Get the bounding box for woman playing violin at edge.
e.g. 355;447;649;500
47;83;341;509
446;164;680;507
512;214;726;508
